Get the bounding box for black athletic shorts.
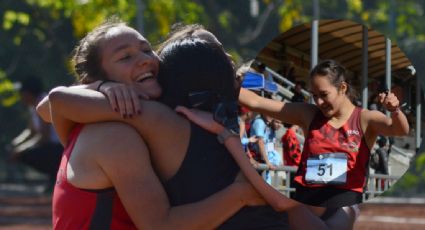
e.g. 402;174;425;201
294;183;362;208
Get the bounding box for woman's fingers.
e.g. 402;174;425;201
104;88;119;112
113;88;126;117
121;87;134;117
175;106;222;134
130;89;142;115
100;82;147;117
175;106;191;117
378;92;400;111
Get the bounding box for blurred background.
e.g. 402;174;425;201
0;0;424;229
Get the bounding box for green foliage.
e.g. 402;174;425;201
389;152;425;196
274;0;425;43
3;11;30;30
69;0;136;38
144;0;206;43
277;0;308;32
218;10;232;31
0;70;19;107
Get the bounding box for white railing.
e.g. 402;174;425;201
255;164;298;197
363;173;399;200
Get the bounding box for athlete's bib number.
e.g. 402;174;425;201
305;153;348;185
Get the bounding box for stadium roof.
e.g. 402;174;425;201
256;19;413;82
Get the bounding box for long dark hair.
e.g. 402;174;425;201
158;38;236;111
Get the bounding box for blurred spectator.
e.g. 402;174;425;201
368;93;380;111
253;61;273;81
372;136;390;191
291;81;306;103
281;123;302;167
373;136;389;175
388;136;395;154
249;114;282;184
281;123;302;198
7;76;62;192
239;106;258;166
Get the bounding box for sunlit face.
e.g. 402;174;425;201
100;26;161;99
310;75;346;118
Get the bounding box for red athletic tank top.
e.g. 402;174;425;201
294;107;370;192
52;124;137;230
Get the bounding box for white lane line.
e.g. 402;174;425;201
358;216;425;225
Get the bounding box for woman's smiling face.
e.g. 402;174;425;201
100;26;162;99
310;74;346;118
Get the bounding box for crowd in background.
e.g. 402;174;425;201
237;80;306;186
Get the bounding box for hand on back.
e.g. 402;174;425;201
175;106;224;134
233;172;266;206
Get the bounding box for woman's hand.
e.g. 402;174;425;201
378;91;400;112
249;157;260;168
98;81;150;118
175;106;224;134
233;172;266;206
248;136;258;143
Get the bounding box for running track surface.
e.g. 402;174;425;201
0;187;424;229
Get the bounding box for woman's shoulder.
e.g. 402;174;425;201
140;100;184;121
360;108;386;122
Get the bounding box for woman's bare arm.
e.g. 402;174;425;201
239;88;316;130
37;95;52;123
365;92;409;137
366;110;409;137
36;82;101;123
74;122;262;230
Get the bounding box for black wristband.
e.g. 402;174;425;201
217;128;239;144
96;80;112;92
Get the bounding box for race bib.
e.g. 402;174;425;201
305;153;348;185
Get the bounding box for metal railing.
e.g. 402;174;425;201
363;173;399;200
255;164;298;197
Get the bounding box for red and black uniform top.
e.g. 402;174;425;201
52;125;137;230
294;107;370;193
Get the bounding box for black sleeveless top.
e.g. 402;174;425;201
163;123;289;229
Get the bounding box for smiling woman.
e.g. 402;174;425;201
100;26;160;93
239;59;410;208
73;20;161;100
